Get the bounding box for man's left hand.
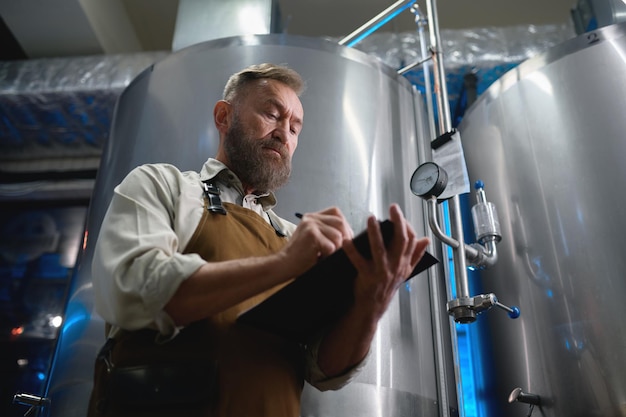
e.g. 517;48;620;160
342;204;430;321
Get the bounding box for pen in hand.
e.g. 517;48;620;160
295;212;304;219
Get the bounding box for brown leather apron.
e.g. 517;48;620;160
88;201;303;417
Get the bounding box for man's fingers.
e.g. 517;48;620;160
296;208;354;258
342;238;367;270
304;208;353;240
410;237;430;267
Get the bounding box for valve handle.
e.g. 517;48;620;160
508;387;541;405
491;294;521;319
508;306;521;319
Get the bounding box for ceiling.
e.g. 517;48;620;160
0;0;576;61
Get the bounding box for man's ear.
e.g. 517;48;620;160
213;100;231;134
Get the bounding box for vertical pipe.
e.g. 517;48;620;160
448;197;469;298
425;0;469;300
407;8;455;417
425;0;451;134
414;84;453;417
424;0;469;416
416;11;437;140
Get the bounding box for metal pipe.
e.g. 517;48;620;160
425;0;451;134
415;7;437;140
338;0;417;47
397;56;432;75
449;198;470;297
416;2;472;414
415;88;452;417
427;197;459;248
429;197;499;270
471;239;498;268
424;0;470;300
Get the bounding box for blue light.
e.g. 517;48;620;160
456;325;478;417
61;301;90;337
37;372;46;381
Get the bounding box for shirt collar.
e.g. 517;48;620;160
199;158;278;210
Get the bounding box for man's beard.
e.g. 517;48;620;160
223;117;292;194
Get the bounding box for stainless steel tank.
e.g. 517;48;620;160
45;35;456;416
458;22;626;417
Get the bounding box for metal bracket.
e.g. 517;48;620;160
13;393;50;417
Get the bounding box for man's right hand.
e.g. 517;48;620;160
279;207;354;277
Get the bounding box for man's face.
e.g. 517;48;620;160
223;79;303;194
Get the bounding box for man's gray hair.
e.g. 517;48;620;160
222;63;306;102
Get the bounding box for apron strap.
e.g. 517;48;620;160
202;178;286;237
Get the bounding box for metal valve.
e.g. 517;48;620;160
509;387;541;417
447;293;520;324
466;180;501;270
509;387;541;405
471;180;501;244
490;293;521;319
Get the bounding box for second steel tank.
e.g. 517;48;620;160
458;22;626;417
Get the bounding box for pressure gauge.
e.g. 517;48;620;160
410;162;448;199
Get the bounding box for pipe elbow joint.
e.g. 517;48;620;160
467;240;498;269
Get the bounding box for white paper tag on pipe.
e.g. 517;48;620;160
432;130;470;199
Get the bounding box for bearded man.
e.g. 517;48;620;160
87;63;429;417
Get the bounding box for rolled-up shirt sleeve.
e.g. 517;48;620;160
303;331;369;391
92;164;206;337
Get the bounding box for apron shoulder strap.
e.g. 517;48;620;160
202;178;286;237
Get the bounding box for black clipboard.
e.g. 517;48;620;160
237;220;439;343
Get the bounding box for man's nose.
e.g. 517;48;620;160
272;121;290;143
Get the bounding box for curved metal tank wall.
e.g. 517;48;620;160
45;35;455;416
458;23;626;417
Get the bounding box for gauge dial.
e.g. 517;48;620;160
410;162;448;199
